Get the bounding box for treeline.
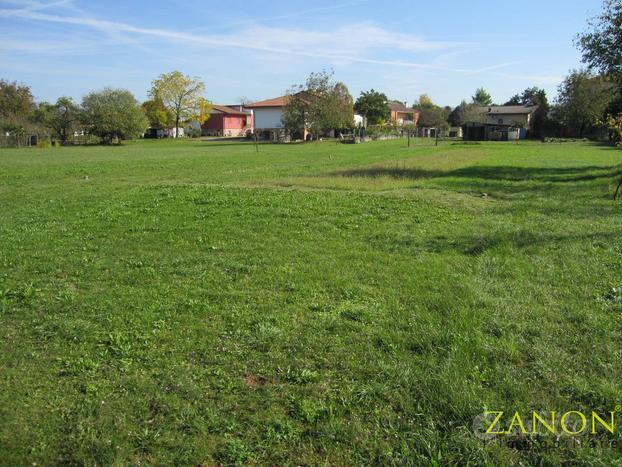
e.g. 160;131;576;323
329;0;622;144
0;71;210;147
352;76;620;141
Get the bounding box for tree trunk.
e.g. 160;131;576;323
175;114;180;138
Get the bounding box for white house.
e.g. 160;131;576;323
246;96;288;141
159;127;183;138
480;105;539;128
464;105;539;141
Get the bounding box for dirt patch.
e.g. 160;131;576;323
244;373;269;389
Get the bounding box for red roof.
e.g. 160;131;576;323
388;101;416;113
210;104;250;116
245;96;288;108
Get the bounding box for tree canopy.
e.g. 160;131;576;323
556;69;616;137
142;98;172;130
354;89;390;125
149;71;208;136
0;79;35;137
503;87;550;137
577;0;622;82
81;88;148;144
448;100;485;126
34;97;79;144
282;70;354;138
414;94;450;129
472;87;493;106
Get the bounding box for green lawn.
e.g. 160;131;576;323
1;138;621;465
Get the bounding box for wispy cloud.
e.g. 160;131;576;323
196;0;369;32
0;0;69;8
494;72;563;85
0;6;510;74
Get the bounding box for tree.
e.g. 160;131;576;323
142;98;171;130
472;87;493;106
418;107;449;129
605;113;622;146
0;79;35;146
149;71;206;137
519;87;547;107
327;82;355;130
354;89;390;125
417;94;435;108
0;79;34;124
81;88;148;144
448;100;485;126
34;97;79;144
414;94;449;129
576;0;622;83
503;87;550;137
448;102;465;126
281;90;305;138
504;94;522;105
282;70;354;138
556;69;615;137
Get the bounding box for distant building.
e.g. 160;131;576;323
464;105;539;141
245;96;290;141
388;101;419;126
163;126;184;138
354;113;366;127
202;105;253;137
480;105;538;128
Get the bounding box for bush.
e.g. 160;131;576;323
366;124;402;139
186;127;201;138
605;114;622;146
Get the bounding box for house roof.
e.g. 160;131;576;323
388;101;416;113
211;105;250;116
481;105;538;115
246;96;288;108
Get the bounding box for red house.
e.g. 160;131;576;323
202;105;253;137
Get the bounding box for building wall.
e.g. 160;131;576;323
485;113;531;128
203;114;224;131
391;111;419;126
223;116;246;130
202;114;249;137
163;127;184;137
254;107;284;129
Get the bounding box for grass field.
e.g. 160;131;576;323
1;138;622;465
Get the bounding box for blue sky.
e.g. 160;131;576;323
0;0;604;107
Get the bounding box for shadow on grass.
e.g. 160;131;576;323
336;164;622;184
372;229;619;257
428;230;618;255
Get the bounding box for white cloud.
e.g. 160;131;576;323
0;6;510;74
